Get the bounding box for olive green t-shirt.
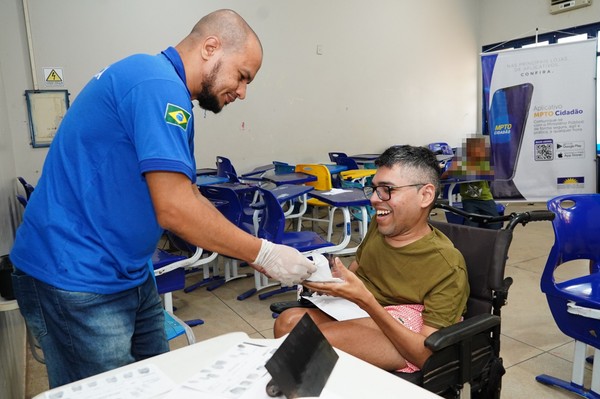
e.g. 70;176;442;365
355;222;469;329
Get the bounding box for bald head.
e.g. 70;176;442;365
187;9;262;55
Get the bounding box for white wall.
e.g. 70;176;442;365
0;1;25;255
479;0;600;45
3;0;482;179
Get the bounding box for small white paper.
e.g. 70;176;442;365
305;254;343;283
305;296;369;321
167;342;276;399
320;189;351;196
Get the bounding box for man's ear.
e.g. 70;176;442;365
201;36;221;60
420;183;437;209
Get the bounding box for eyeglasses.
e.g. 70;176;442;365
362;183;425;201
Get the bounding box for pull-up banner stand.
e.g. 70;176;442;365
481;39;597;201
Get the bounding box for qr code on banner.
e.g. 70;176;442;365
535;141;554;161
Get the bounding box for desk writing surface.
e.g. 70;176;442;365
324;164;348;175
309;188;370;207
268;184;313;203
195;175;228;186
263;172;317;186
240;164;274;177
35;332;441;399
209;182;256;193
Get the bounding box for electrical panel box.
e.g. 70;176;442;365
550;0;592;14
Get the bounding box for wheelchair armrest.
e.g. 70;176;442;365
424;314;500;352
270;299;317;314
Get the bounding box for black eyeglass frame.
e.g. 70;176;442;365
362;183;426;201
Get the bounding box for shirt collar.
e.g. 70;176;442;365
161;47;190;96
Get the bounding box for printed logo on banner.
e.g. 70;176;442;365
557;176;584;189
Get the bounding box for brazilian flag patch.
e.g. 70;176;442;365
164;103;191;130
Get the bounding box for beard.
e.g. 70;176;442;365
197;61;223;114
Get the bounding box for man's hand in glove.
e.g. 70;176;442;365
252;239;317;286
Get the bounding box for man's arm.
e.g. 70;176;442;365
146;171;262;263
145;171;317;285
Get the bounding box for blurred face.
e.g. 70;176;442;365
466;138;488;159
367;165;427;240
198;39;262;113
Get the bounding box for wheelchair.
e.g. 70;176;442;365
271;201;555;399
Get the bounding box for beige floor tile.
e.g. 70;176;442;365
503;353;593;399
502;264;572;351
500;335;544;368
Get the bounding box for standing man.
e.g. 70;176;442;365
11;9;315;388
274;145;468;373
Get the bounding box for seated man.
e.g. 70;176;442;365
274;145;469;372
443;135;502;229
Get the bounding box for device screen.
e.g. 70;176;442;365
488;83;534;181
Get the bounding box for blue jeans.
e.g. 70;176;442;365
12;268;169;388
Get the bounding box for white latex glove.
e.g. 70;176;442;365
253;239;317;286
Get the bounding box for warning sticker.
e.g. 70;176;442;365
43;68;64;86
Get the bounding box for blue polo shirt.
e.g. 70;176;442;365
10;47;196;294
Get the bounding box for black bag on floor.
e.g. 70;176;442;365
0;255;15;300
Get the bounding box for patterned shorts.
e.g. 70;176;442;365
384;304;425;373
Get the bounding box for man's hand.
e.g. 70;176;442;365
253;239;317;286
303;257;372;306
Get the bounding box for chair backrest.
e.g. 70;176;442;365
216;156;238;179
18;177;35;200
295;164;333;191
328;152;349;163
430;220;513;318
16;194;28;208
255;188;286;244
335;155;360;170
272;161;295;175
428;142;454;156
198;185;244;228
542;194;600;284
547;194;600;264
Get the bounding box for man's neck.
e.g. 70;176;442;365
383;222;432;248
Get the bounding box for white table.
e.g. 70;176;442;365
35;332;441;399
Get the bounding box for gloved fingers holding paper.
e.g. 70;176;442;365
252;239;317;286
303;256;372;303
304;253;344;283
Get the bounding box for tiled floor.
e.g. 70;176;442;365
25;202;592;398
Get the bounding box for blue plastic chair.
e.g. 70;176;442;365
536;194;600;397
328;152;349;163
17;177;35;200
16;194;28;208
151;249;204;344
428;142;454;157
273;161;295;175
196;185;255;292
215;156;238;181
216;155;271;183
